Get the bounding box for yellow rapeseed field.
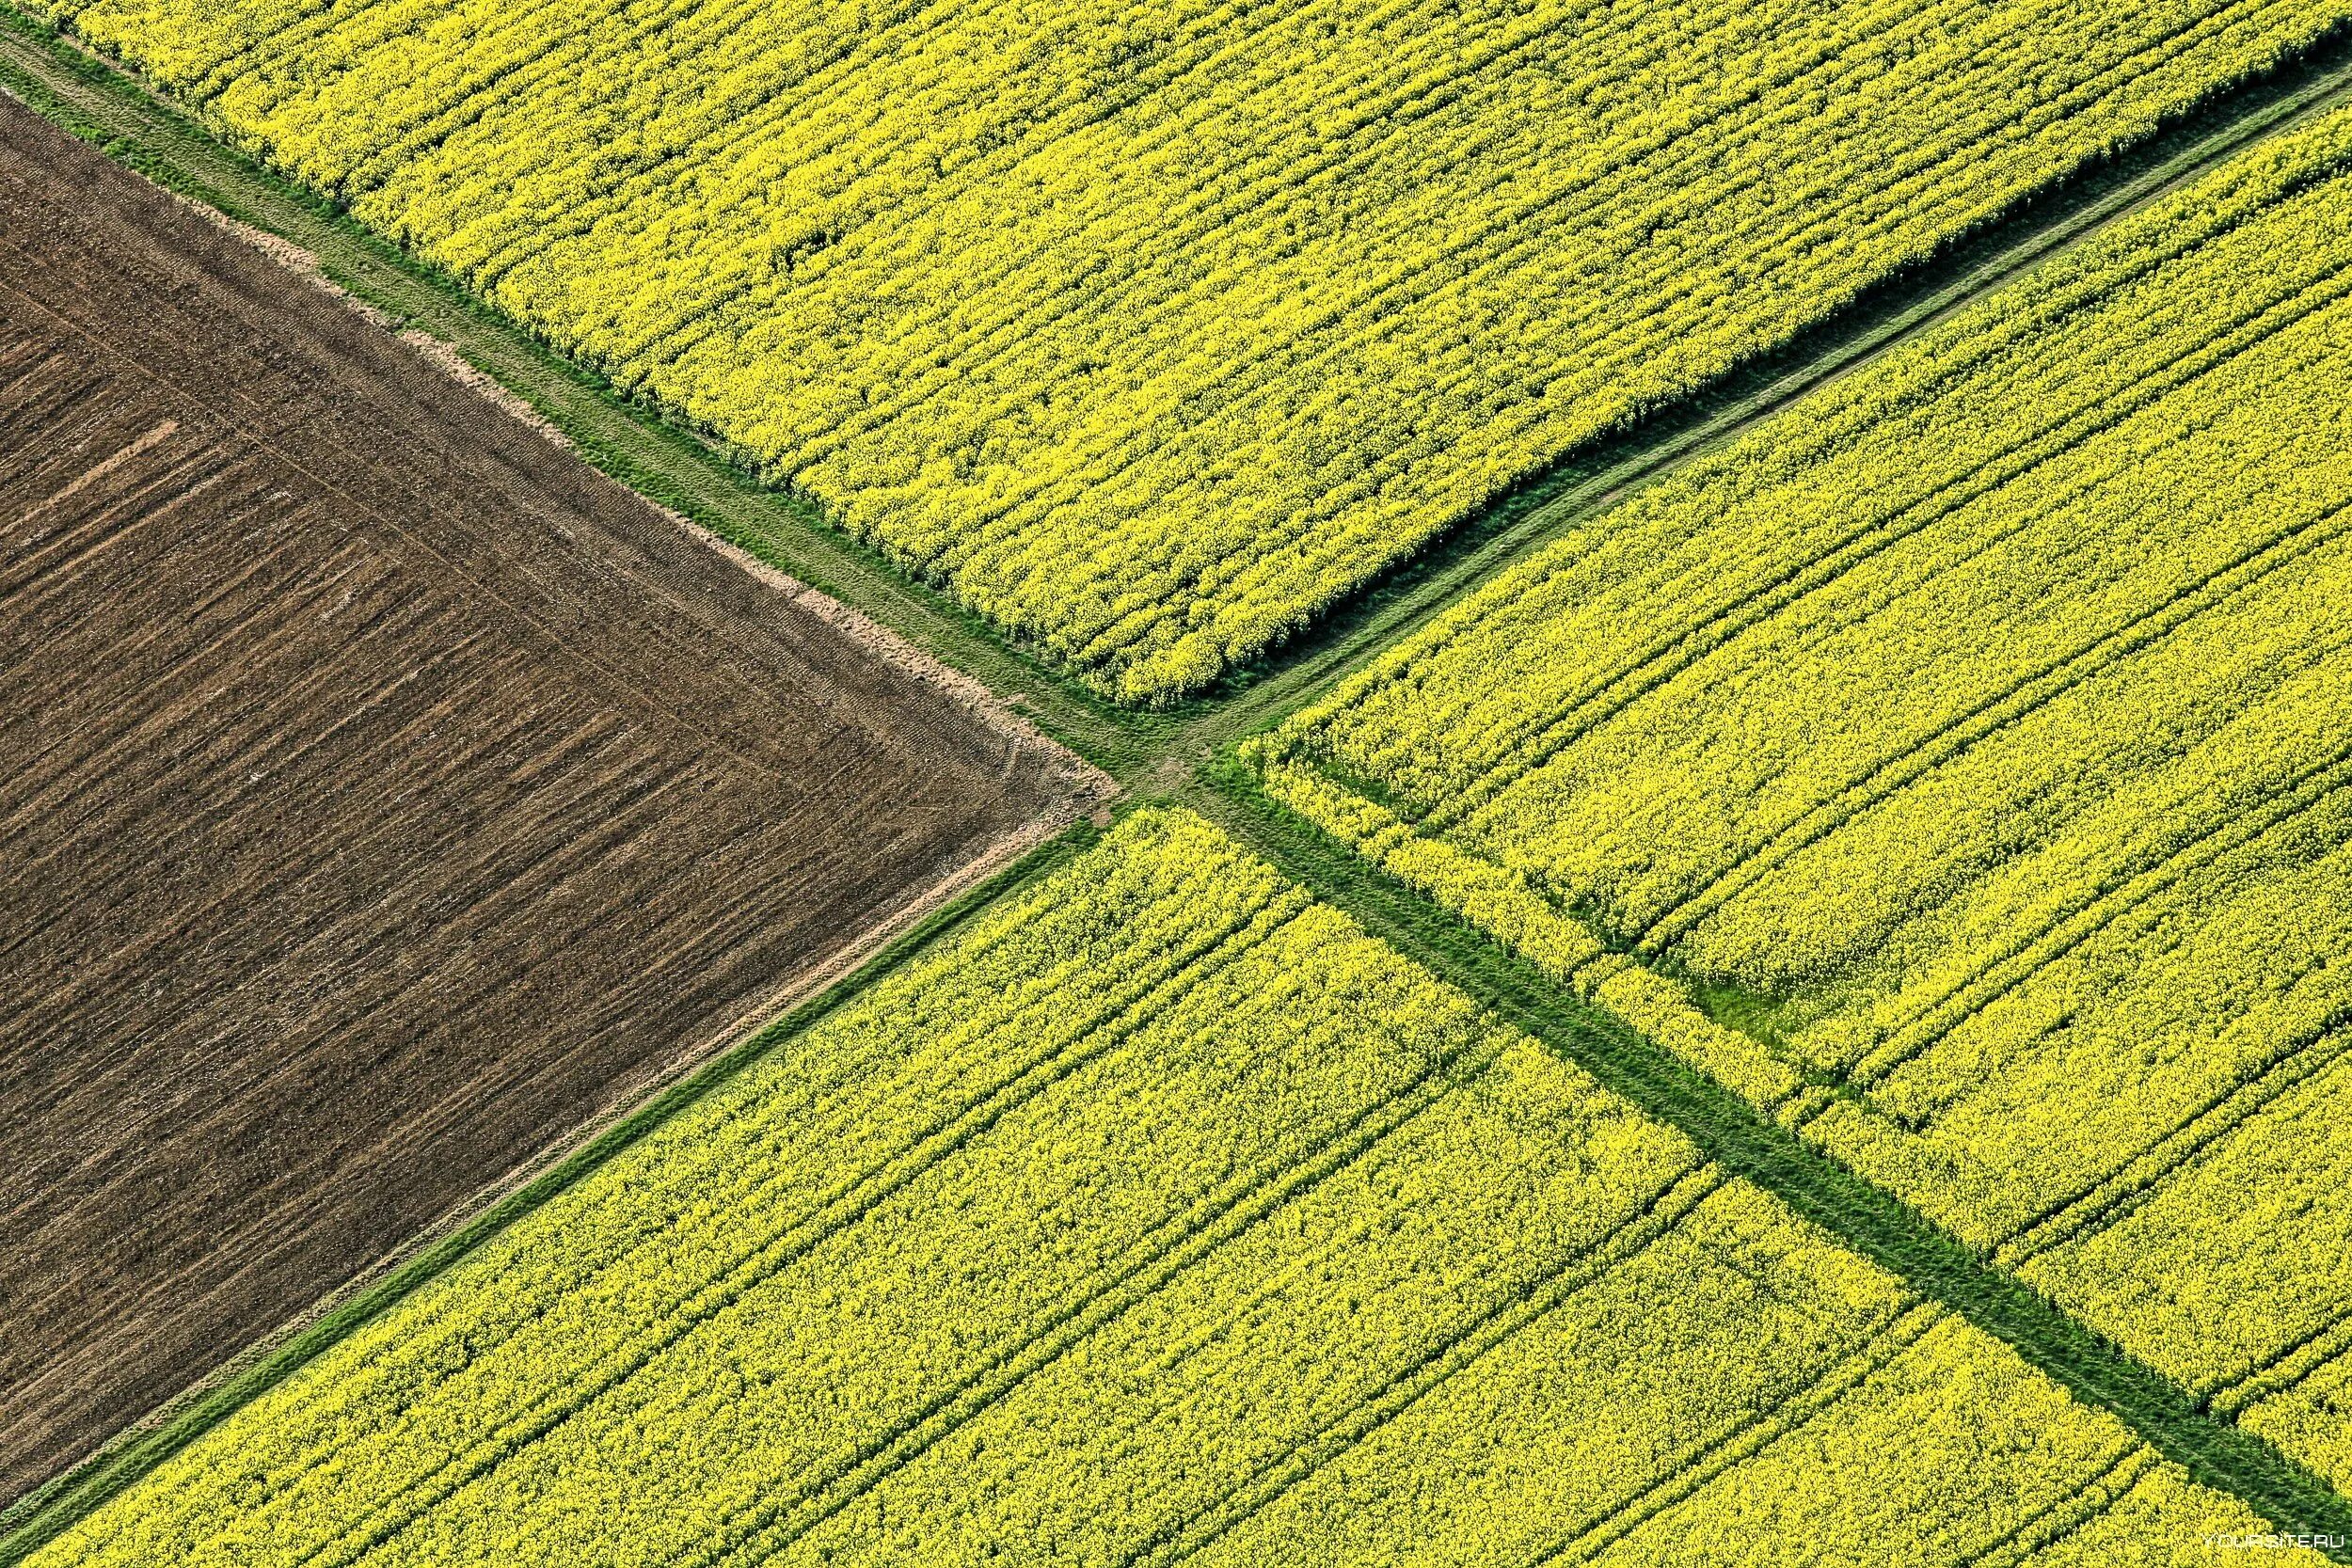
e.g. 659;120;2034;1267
1260;104;2352;1490
42;0;2351;698
27;812;2287;1565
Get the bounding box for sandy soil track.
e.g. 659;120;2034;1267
0;101;1104;1504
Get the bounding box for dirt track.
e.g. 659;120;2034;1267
0;100;1104;1504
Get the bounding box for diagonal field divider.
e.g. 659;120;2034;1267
1187;757;2352;1559
1401;241;2352;844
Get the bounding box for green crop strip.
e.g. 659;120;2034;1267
1182;758;2352;1558
8;2;2352;1558
1247;63;2352;1511
17;807;2255;1564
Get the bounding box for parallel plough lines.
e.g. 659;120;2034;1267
1206;772;2352;1550
1302;114;2352;801
2219;1289;2352;1423
1963;1443;2160;1568
1254;99;2352;1537
1285;684;2352;1091
0;67;1143;1541
1840;744;2352;1099
173;865;1236;1490
1528;1303;1954;1567
1627;491;2352;962
25;764;2344;1563
13;1;2352;1559
0;264;794;794
1990;1016;2352;1271
24;812;1757;1566
33;795;2185;1560
771;0;1577;478
279;883;1273;1457
474;0;1280;330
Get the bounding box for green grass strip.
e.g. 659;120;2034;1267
0;820;1106;1568
1184;756;2352;1560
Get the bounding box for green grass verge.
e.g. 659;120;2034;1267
0;818;1106;1568
1184;755;2352;1559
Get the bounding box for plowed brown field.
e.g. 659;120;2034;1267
0;101;1104;1505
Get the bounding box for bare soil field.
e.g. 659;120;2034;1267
0;100;1104;1505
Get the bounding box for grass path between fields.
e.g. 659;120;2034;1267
6;8;2352;1560
1182;763;2352;1558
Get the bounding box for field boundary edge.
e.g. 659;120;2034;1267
0;5;1164;775
6;3;2352;1557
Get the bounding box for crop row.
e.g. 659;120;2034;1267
43;0;2352;699
27;810;2283;1564
1260;103;2352;1493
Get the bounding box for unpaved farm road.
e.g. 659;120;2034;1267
0;98;1104;1504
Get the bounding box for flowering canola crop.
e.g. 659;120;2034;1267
40;0;2352;699
27;812;2285;1565
1261;105;2352;1493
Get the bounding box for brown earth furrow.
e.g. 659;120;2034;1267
0;97;1108;1507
